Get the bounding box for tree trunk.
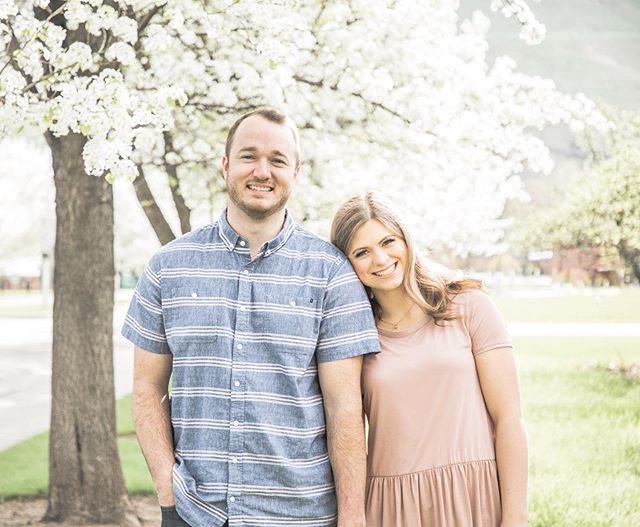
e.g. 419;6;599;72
619;242;640;284
133;165;176;246
163;132;192;235
167;162;192;235
45;132;139;526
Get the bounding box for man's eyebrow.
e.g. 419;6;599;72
350;235;391;255
237;147;257;154
270;149;289;160
237;147;290;161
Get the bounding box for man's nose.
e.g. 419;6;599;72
253;158;271;178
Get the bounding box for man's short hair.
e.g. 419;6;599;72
225;107;301;166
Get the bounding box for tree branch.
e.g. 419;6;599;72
132;165;176;246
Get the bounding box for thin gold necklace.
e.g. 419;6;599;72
379;304;415;330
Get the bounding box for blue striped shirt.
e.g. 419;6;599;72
122;210;379;527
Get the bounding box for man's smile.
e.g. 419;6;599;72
247;183;273;192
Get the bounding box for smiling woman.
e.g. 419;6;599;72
331;192;529;527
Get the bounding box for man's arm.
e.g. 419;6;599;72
318;355;366;527
132;346;175;506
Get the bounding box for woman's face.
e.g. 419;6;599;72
347;219;408;294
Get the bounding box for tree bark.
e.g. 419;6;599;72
163;132;192;235
45;132;139;526
132;165;176;246
619;242;640;283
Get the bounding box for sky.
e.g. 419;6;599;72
460;0;640;109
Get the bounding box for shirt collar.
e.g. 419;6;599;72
218;208;296;257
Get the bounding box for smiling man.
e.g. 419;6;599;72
123;107;379;527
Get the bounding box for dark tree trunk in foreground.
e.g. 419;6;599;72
45;132;139;526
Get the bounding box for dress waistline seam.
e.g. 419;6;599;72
367;458;496;479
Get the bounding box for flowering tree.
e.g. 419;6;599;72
1;0;606;523
111;0;606;255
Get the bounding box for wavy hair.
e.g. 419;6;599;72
330;192;482;324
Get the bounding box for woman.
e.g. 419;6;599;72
331;192;528;527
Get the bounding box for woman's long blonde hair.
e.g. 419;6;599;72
330;192;482;324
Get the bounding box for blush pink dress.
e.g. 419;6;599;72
363;289;512;526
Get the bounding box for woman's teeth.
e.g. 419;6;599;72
373;262;396;277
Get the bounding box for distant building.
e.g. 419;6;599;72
532;246;624;286
0;258;43;290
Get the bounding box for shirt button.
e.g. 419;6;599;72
239;306;247;311
231;456;239;463
239;240;246;247
289;300;296;306
234;381;240;387
232;420;239;427
242;270;249;275
237;343;243;350
229;496;236;503
191;292;197;298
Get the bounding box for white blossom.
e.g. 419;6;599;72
62;0;93;30
111;16;138;44
106;42;135;65
0;0;17;19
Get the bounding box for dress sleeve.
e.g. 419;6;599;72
461;289;512;356
315;258;380;363
121;252;170;354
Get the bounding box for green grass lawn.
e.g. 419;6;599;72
514;337;640;527
494;287;640;323
1;337;638;526
0;395;153;499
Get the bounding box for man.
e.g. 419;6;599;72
122;107;379;527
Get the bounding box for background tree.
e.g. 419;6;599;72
513;108;640;282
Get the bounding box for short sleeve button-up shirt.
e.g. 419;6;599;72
122;211;379;527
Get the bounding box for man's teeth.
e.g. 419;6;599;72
248;184;272;192
374;263;396;277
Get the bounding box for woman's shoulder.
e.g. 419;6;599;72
450;285;491;308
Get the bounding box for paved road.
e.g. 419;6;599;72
0;305;133;451
2;299;640;451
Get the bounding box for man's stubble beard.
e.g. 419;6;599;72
227;182;292;221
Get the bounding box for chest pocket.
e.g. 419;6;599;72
252;291;322;358
163;286;232;346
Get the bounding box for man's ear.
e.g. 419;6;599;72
293;164;301;183
221;156;229;179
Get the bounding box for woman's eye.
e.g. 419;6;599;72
354;250;367;258
382;237;396;246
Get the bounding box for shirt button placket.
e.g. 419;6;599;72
228;264;251;515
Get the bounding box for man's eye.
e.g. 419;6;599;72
241;155;254;160
272;158;286;165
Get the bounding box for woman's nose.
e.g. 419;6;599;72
371;247;388;266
